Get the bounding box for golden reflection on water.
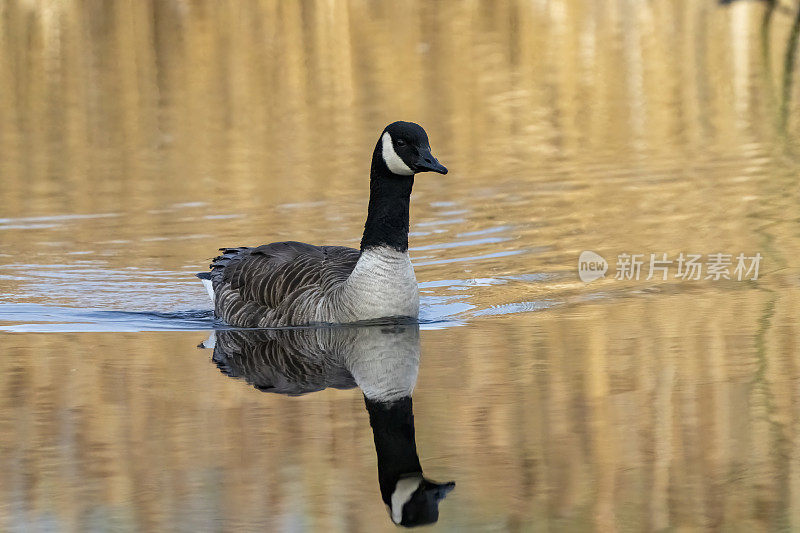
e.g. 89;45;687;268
3;291;800;531
2;0;800;531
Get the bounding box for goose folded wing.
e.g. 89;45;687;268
212;241;361;311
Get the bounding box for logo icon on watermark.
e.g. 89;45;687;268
578;250;608;282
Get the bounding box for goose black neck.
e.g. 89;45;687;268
364;396;422;505
360;143;414;252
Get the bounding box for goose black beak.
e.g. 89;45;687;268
413;149;448;174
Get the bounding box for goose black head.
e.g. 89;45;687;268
380;121;448;176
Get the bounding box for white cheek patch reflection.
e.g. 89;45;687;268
390;476;423;523
381;132;414;175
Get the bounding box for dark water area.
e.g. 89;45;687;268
3;0;800;531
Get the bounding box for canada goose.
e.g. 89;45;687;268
197;121;447;327
201;323;455;527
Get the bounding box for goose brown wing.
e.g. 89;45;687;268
208;241;361;326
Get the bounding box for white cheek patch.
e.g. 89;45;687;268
382;132;414;176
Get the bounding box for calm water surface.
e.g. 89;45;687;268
3;1;800;531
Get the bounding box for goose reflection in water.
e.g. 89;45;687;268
199;322;455;527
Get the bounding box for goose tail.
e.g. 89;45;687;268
196;271;215;302
197;247;250;304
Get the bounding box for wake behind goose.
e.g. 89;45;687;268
197;121;447;327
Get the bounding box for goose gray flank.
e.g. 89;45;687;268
197;121;448;327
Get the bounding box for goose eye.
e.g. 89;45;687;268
396;139;406;147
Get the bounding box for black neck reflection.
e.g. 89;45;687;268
200;323;454;527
